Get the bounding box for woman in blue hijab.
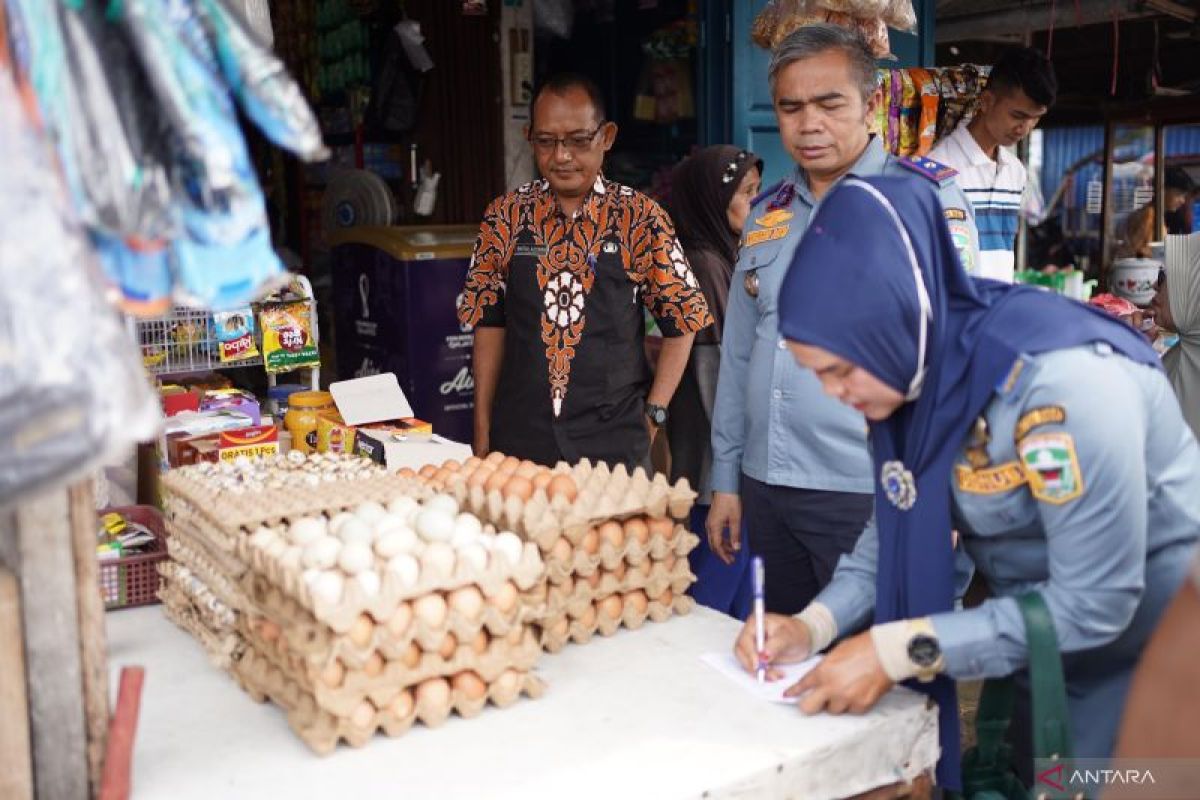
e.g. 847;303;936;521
731;175;1200;789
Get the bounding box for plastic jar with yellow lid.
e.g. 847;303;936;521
284;390;334;454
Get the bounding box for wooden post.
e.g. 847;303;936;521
0;567;34;800
1;486;91;800
70;482;109;799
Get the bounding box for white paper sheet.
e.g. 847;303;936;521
700;651;823;704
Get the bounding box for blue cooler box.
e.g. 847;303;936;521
330;225;477;445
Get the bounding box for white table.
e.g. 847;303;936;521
106;606;938;800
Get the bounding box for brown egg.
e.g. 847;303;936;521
550;536;573;565
558;575;575;596
363;651;385;677
515;460;540;479
463;456;483;470
624;589;649;615
490;581;519;614
494;669;521;698
401;641;422;669
419;464;438;479
505;625;525;646
349;613;375;648
351;700;376;729
443;459;462;472
547;474;579;503
499;455;521;476
658;588;675;607
548;616;570;639
320;658;345;689
433;467;453;485
471;630;490;655
414;593;448;629
485;451;506;466
452;670;488;701
466;467;494;489
386;601;413;638
258;618;281;642
634;558;653;579
397;467;417;480
449;586;485;622
585;570;602;590
610;561;628;581
598;521;625;549
580;527;600;555
577;603;597;628
598;594;623;619
502;475;534;502
437;632;458;660
484;470;509;494
624;517;650;546
532;472;554;492
647;517;674;541
416;677;451;711
390;689;415;719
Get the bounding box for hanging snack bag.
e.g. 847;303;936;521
260;300;320;373
214;307;260;363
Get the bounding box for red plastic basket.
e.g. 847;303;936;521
98;505;168;611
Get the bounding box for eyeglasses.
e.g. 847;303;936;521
722;150;750;184
529;123;607;153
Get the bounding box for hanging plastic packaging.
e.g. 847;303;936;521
0;56;160;508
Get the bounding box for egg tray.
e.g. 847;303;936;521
164;528;254;613
537;593;697;653
245;570;549;669
543;559;696;618
162;494;246;569
158;560;239;634
239;615;543;718
232;639;544;755
159;578;246;670
161;465;430;538
240;534;546;636
541;526;700;581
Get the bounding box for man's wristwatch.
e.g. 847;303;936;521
905;618;944;683
645;403;668;427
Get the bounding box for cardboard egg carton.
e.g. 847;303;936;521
241;534;546;635
164;528;253;613
543;557;695;616
239;614;542;718
159;575;245;670
246;572;549;668
159;561;239;634
538;592;696;653
541;524;700;582
232;639;544;755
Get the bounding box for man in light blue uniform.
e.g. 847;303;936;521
706;23;980;613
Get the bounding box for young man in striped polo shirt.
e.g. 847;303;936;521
928;47;1057;283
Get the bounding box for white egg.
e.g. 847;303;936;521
310;570;344;606
451;513;484;546
355;501;387;525
493;531;525;567
373;513;407;538
287;517;327;546
302;568;322;587
328;512;357;535
386;496;419;521
337;517;374;546
425;493;459;517
338;541;374;575
415;509;455;542
248;526;278;549
265;537;289;560
421;542;457;576
279;546;304;573
386;554;421;587
302;536;342;570
355;570;382;598
374;527;419;559
456;542;489;573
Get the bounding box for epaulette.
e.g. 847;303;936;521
895;155;958;187
750;179;785;207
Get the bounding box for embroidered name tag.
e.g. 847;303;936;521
514;243;549;258
745;225;789;246
1014;405;1067;442
955;462;1027;494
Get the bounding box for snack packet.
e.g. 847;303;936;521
213;307;260;363
260;300;319;373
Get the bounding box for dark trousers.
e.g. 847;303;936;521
740;474;874;615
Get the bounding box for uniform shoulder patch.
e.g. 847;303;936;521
955;461;1027;495
944;207;967;222
750;179;785;208
1013;405;1067;442
1018;432;1084;505
895;155;958;186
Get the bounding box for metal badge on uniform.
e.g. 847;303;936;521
744;269;760;297
602;241;620;254
755;209;794;227
881;460;917;510
768;182;795;210
1018;432;1084;505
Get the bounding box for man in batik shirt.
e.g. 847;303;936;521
458;74;712;469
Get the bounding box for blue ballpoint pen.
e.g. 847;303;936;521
753;556;766;683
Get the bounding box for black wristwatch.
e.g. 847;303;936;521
645;403;668;427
